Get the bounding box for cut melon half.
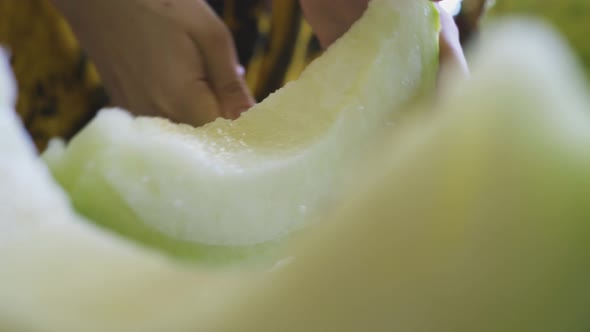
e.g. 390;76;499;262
43;0;440;260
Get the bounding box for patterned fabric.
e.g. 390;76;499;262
0;0;323;151
0;1;106;151
1;1;504;151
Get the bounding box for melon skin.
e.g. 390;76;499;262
44;0;441;257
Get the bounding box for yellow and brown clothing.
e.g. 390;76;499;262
0;0;324;151
0;0;498;152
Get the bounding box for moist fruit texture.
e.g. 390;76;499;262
43;0;440;261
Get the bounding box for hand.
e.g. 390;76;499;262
299;0;468;74
52;0;254;126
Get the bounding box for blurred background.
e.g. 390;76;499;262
0;0;588;151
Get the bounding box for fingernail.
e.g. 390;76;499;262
236;65;246;77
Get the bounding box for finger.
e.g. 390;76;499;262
171;78;221;126
121;29;222;126
189;5;254;120
150;31;224;126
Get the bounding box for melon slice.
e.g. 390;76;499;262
207;19;590;332
43;0;440;259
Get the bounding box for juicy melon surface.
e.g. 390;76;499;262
44;0;440;255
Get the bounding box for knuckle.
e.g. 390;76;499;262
198;21;233;49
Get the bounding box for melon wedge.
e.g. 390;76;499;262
207;19;590;332
43;0;440;259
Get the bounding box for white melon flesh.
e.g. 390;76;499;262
43;0;440;257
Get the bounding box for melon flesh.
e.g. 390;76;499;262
208;19;590;332
43;0;440;259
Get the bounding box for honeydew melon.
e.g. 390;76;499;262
2;12;590;332
209;19;590;332
43;0;440;260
